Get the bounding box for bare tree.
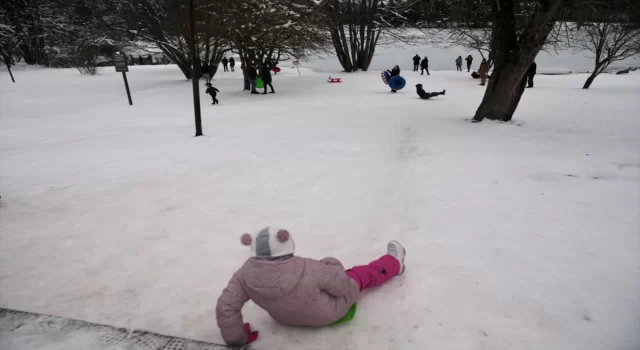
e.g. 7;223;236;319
473;0;568;123
574;19;640;89
95;0;230;80
212;0;331;90
429;27;493;67
319;0;414;72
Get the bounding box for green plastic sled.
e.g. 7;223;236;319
331;303;357;325
256;77;264;89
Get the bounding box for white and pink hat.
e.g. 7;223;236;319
241;227;295;258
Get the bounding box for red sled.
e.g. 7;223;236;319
328;77;342;83
271;66;281;73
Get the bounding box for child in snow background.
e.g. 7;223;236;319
205;83;220;104
216;227;406;346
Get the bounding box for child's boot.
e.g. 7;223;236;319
387;240;406;275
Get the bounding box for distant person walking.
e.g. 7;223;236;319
147;54;153;65
202;62;212;84
420;57;429;75
129;55;135;65
260;63;275;94
138;55;144;65
465;55;473;72
247;63;259;94
412;54;421;72
229;57;235;72
478;58;489;86
222;57;229;72
526;61;537;88
455;56;463;71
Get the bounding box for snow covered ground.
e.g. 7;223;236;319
1;60;639;350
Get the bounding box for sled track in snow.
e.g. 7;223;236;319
0;308;238;350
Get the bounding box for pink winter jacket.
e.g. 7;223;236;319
216;256;360;345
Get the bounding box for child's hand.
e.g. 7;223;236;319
244;323;259;344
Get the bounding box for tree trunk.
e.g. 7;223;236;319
473;63;528;122
159;45;193;79
238;49;250;91
208;49;225;78
188;0;203;137
582;71;598;89
583;62;608;89
6;64;15;83
472;0;564;122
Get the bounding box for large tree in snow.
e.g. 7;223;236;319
573;2;640;89
471;0;639;122
318;0;415;72
95;0;230;79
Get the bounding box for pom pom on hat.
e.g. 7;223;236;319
277;230;290;242
240;233;252;246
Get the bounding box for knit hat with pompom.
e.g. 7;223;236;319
241;227;295;258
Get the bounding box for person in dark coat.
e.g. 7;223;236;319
247;63;259;94
415;84;445;99
138;55;144;65
202;63;211;84
147;54;153;65
205;83;220;104
412;54;421;72
129;55;135;65
260;63;275;94
465;55;473;72
387;65;401;93
222;57;229;72
455;56;463;71
388;65;400;77
420;57;429;75
229;57;235;72
526;61;537;88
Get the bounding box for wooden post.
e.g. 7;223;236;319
122;72;133;105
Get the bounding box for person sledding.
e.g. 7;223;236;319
216;227;406;346
387;65;401;93
415;84;445;99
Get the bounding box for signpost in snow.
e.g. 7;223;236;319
293;59;301;76
114;52;133;106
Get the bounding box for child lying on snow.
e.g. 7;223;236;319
216;227;406;346
416;84;446;100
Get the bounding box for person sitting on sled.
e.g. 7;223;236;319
415;84;445;100
216;227;406;346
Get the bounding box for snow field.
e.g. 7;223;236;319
1;62;639;350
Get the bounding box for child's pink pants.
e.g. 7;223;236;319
346;254;400;291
